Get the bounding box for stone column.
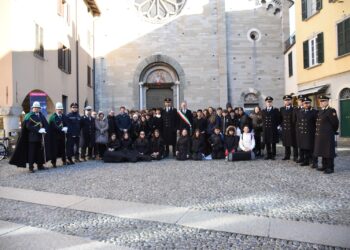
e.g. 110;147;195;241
175;81;180;110
0;105;23;136
139;82;143;110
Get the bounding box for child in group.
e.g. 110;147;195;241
103;133;121;162
118;132;138;162
209;126;225;159
133;130;152;162
224;126;239;160
150;129;165;160
176;129;191;161
191;129;205;160
239;125;256;159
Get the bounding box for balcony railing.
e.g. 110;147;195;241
284;33;296;52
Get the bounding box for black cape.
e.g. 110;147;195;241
9;113;51;168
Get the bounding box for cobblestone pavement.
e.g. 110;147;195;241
1;146;350;227
0;199;341;249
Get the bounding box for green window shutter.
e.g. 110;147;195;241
58;47;63;69
303;40;309;68
317;32;324;63
316;0;322;11
288;52;293;77
338;22;345;56
68;49;71;74
345;18;350;54
302;0;308;20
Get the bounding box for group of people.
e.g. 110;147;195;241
10;94;339;174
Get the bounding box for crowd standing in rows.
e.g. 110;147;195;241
10;94;339;174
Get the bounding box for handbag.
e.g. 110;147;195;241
230;151;252;161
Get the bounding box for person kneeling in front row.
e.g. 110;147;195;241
239;125;256;159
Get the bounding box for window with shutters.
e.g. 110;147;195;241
58;44;71;74
337;17;350;56
302;0;322;21
303;33;324;69
34;24;44;59
87;66;92;87
288;52;293;77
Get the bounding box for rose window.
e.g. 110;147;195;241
134;0;186;23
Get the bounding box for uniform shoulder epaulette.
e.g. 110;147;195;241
24;112;34;121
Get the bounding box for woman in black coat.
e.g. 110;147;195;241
133;131;152;162
191;129;205;160
176;129;191;161
150;129;165;160
103;133;123;163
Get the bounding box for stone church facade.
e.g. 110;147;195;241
95;0;290;111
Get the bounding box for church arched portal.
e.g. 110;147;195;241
139;62;179;109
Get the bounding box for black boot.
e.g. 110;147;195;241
324;167;334;174
29;166;35;173
52;162;57;168
67;157;75;165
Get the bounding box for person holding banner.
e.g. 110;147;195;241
177;101;193;135
49;102;68;168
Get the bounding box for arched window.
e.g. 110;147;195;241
339;88;350;100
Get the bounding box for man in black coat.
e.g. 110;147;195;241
177;101;193;135
280;95;297;161
116;106;131;137
262;96;281;160
294;95;304;163
107;110;117;138
66;102;81;164
48;102;68;168
298;97;318;167
81;106;96;161
314;95;339;174
161;98;178;157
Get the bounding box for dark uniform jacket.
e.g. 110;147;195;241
152;116;163;134
298;108;317;150
314;107;339;158
261;107;281;144
26;112;49;143
66;112;81;137
293;106;303;147
48;113;67;158
280;106;296;147
10;112;51;168
81;115;96;147
161;107;178;145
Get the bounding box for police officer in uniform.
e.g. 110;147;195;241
26;101;49;173
161;98;178;157
280;95;298;161
298;97;318;167
81;106;96;160
49;102;68;168
66;103;81;164
261;96;281;160
294;95;304;163
314;95;339;174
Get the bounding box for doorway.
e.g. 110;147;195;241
340;88;350;137
146;88;173;109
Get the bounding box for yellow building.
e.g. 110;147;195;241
293;0;350;137
0;0;100;136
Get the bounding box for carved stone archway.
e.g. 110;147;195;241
134;54;185;109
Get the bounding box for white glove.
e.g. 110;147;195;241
61;127;68;133
39;128;46;134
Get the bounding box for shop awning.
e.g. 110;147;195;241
298;84;329;95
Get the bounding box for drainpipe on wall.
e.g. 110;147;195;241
75;0;80;106
93;18;96;111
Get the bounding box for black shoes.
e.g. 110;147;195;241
300;162;309;166
67;158;75;165
324;168;334;174
282;157;290;161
